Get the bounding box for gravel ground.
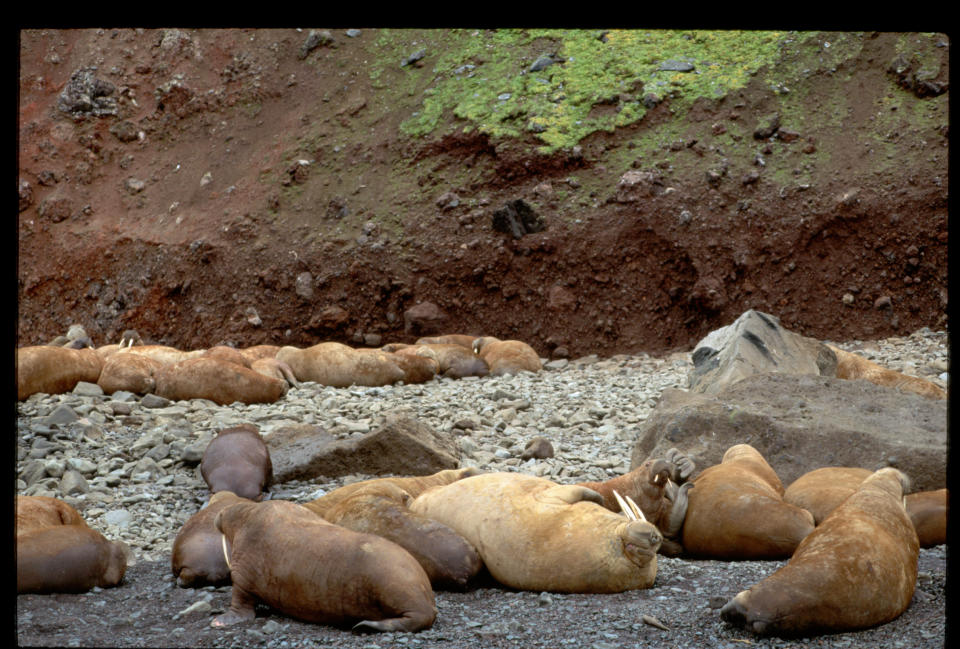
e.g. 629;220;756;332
16;329;949;648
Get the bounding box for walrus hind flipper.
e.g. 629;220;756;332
539;485;605;506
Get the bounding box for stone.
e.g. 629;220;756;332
687;310;837;394
403;301;448;336
630;372;947;492
60;469;90;495
520;437;555;460
43;404;80;427
614;170;663;202
491;199;545;239
267;411;460;482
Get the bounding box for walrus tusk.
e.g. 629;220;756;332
612;490;646;522
221;534;231;571
625;494;647;522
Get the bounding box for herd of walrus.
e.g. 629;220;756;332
15;326;948;638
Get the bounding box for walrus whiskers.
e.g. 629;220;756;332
221;534;231;571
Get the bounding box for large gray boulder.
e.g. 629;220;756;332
266;410;461;482
630;372;946;492
688;309;837;394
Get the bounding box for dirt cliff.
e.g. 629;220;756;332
17;29;949;357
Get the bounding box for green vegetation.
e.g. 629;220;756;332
370;29;792;153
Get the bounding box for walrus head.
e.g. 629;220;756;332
614;491;663;564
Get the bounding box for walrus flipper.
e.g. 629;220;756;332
351;609;436;634
539;485;605;506
210;586;258;627
664;448;696;484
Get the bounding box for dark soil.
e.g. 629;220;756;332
17;29;949;358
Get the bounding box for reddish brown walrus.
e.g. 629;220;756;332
97;351;163;395
410;472;662;593
785;467;948;547
210;499;437;632
681;444;815;559
16;495;131;594
321;481;482;590
577;448;695;556
17;345;103;400
171;491;252;587
200;424;273;501
154;357;288;405
721;467;919;637
391;343;490;379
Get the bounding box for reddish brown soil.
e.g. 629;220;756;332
17;29;949;358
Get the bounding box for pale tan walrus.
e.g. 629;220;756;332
154;357;288;405
471;336;542;376
410;472;662;593
828;344;946;399
276;342;405;387
720;467;919;636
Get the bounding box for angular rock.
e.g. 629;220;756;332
267;411;460;482
491;199;545;239
688;310;836;394
630;372;947;492
614;169;663;202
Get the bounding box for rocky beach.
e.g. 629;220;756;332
15;328;948;648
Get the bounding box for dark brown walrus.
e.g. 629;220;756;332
720;467;919;637
16;495;131;594
171;491;252;587
200;425;273;501
321;481;482;590
210;499;437;633
681;444;815;559
577;448;695;556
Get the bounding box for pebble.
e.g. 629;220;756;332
15;329;948;563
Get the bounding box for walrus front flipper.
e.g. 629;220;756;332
664;448;696;484
210;585;257;627
539;485;605;506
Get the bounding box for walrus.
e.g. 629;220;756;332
154;357;288;405
303;467;483;519
16;495;87;534
17;345;104;400
321;481;482;590
16;495;131;594
200;424;273;500
239;344;282;363
171;491;252;588
116;344;205;366
410;472;662;593
375;349;439;384
785;467;948;547
250;357;300;388
828;344;946;400
96;329;146;359
202;345;253;368
96;351;163;395
720;467;919;637
393;343;490;379
906;488;948;548
277;342;406;387
577;449;695;556
210;499;437;632
471;336;542;376
681;444;815;559
414;334;478;349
